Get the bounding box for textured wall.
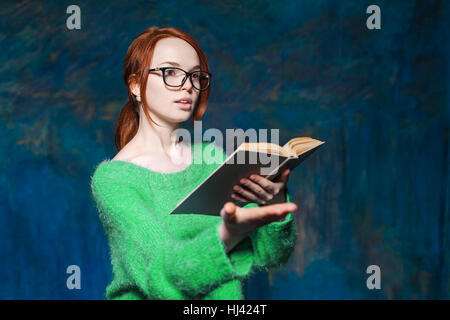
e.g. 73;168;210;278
0;0;448;299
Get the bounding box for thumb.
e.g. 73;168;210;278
220;202;237;223
279;168;290;183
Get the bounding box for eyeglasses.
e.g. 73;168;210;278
148;67;211;91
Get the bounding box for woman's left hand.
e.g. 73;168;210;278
231;168;290;204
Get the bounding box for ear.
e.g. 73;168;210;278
128;74;140;97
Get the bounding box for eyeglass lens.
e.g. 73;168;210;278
163;68;210;90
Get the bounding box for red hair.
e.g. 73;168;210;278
114;26;211;152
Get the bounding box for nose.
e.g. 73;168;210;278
181;75;193;91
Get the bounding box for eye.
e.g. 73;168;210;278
165;69;177;76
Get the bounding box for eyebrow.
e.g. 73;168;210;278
158;61;201;71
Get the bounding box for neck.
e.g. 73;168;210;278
132;106;182;155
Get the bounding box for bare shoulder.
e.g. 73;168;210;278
111;148;132;162
112;144;151;163
111;141;192;172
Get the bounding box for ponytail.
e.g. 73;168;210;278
114;96;139;152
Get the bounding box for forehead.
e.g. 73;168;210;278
151;37;200;67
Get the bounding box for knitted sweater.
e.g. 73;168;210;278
90;141;297;300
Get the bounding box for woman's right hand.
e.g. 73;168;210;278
218;201;298;253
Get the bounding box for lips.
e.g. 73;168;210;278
174;97;192;104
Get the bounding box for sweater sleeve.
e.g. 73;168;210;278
213;143;298;271
90;169;254;300
247;189;298;270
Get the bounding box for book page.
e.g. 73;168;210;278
285;137;325;156
239;142;293;157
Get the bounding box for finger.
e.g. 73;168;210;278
233;184;266;204
239;178;273;201
239;202;298;225
220;201;238;223
258;202;298;216
261;203;297;223
249;174;276;194
231;192;251;203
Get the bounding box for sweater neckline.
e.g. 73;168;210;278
99;142;205;184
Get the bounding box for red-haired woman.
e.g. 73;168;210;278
90;26;297;300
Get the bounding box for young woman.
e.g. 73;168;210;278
90;26;298;300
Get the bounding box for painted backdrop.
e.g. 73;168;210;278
0;0;448;299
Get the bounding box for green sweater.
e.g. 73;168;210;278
90;141;297;300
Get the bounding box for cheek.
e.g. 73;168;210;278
146;80;172;103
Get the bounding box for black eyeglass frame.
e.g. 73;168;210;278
148;67;212;91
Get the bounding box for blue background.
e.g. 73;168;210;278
0;0;448;299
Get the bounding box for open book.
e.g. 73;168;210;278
169;137;325;215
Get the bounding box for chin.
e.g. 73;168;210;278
169;112;193;124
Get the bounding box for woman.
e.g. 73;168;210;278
90;26;298;300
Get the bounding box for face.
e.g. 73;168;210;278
132;37;202;125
